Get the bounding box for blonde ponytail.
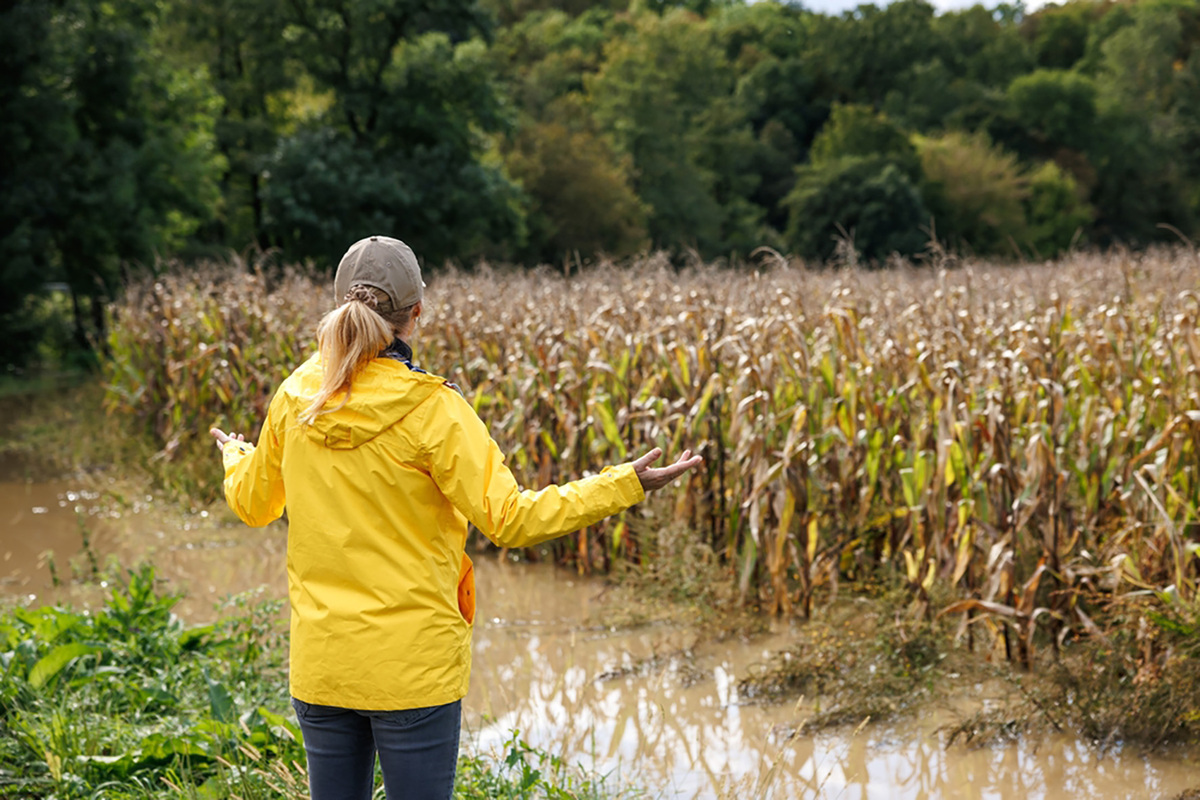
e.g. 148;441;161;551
300;287;395;425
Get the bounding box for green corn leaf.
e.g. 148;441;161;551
689;376;719;437
900;468;921;511
540;430;559;458
592;399;627;459
866;429;883;485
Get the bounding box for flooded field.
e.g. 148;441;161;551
0;456;287;618
466;560;1200;799
3;468;1199;799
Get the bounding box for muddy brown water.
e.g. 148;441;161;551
2;468;1199;799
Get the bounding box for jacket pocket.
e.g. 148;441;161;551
456;553;475;625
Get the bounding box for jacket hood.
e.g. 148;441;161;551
283;355;446;450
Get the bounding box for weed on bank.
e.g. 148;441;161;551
0;565;302;798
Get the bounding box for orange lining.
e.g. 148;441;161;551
456;554;475;625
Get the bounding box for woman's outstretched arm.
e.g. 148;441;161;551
422;389;702;549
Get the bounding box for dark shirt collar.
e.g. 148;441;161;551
382;337;415;366
382;337;461;391
381;338;429;374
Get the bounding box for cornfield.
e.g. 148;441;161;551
103;248;1200;662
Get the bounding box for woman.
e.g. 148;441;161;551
210;235;702;800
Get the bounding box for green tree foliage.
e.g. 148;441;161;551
0;0;221;370
587;9;762;257
483;0;627;27
1024;160;1094;255
914;131;1028;255
0;1;70;366
160;0;523;269
505;119;648;263
713;2;822;230
1022;1;1096;70
1098;2;1183;116
263;34;524;266
279;0;492;141
998;61;1188;246
873;5;1032;132
810;104;920;178
931;5;1032;89
803;0;942;107
784;159;928;263
914;130;1094;257
486;9;654;260
488;9;612;118
162;0;295;250
258;0;525;266
1004;69;1099;157
1088;2;1194;242
1177;50;1200;218
782;105;927;263
1086;108;1190;244
881;59;979;133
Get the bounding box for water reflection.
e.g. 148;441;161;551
466;558;1200;799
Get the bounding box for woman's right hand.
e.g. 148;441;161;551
209;427;245;451
631;447;704;492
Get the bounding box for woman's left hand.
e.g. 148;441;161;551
209;428;245;451
630;447;704;492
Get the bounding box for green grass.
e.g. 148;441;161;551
456;731;643;800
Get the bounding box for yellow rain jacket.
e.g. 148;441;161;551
221;354;644;710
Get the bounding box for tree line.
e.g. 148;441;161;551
3;0;1199;368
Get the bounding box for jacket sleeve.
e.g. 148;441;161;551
424;390;645;549
221;393;286;527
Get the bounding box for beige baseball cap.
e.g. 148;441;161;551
334;236;425;309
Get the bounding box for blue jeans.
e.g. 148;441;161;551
292;698;461;800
